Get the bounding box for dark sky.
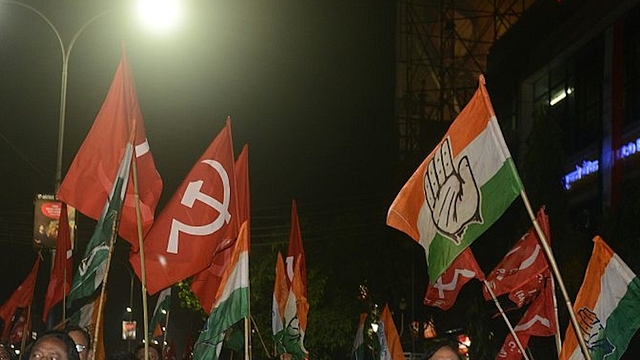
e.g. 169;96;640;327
0;0;399;352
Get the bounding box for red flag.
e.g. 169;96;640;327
42;203;73;322
7;309;29;345
190;144;249;313
286;199;307;296
483;208;550;302
424;248;485;310
131;119;238;295
57;48;163;251
496;275;556;360
0;257;40;338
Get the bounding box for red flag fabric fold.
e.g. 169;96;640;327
57;48;162;251
130;119;238;295
0;257;40;339
191;145;249;313
424;247;485;310
483;208;550;304
286;199;307;296
42;203;73;322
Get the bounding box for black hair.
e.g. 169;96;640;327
65;325;92;349
424;338;463;360
134;343;163;358
25;330;80;360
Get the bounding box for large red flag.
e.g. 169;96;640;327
424;247;485;310
57;48;162;251
496;275;556;360
483;208;550;302
286;199;307;296
191;144;249;312
42;203;73;322
0;257;40;338
131;119;238;295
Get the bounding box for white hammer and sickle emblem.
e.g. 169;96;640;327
166;159;231;254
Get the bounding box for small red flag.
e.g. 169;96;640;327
0;257;40;338
483;208;550;302
131;119;238;295
42;203;73;322
496;275;556;360
57;48;162;251
191;145;249;313
286;199;307;296
424;247;485;310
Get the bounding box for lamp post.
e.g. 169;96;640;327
0;0;114;191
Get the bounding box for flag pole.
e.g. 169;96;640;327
550;275;562;356
519;190;591;360
162;307;171;355
92;216;118;359
250;315;270;359
482;281;531;360
131;145;151;360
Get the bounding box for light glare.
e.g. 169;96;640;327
137;0;182;32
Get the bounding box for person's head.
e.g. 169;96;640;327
134;343;162;360
0;343;12;360
27;330;80;360
65;326;91;360
425;340;463;360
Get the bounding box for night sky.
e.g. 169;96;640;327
0;0;401;354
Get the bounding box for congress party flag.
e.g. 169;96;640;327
559;236;640;360
377;304;405;360
387;75;523;282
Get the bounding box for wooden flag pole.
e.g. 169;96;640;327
482;281;531;360
250;315;271;359
132;151;151;360
520;190;591;360
550;276;563;356
93;218;118;359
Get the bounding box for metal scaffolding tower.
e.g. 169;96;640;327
396;0;536;163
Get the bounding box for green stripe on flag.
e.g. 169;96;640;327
596;277;640;360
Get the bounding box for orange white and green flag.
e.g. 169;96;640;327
377;304;404;360
387;75;523;282
559;236;640;360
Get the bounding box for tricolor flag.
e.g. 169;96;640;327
67;138;133;306
559;236;640;360
351;313;367;360
277;258;309;360
131;119;238;295
68;295;107;360
57;48;162;251
424;247;485;310
272;252;288;338
150;287;171;339
387;75;523;282
0;257;40;339
192;220;249;360
377;304;404;360
42;202;73;322
483;208;550;307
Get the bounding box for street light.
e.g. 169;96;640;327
0;0;182;190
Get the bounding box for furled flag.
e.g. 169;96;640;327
6;308;29;345
424;247;485;310
483;208;550;307
351;313;367;360
496;274;557;360
191;144;249;313
287;199;307;296
130;119;238;295
377;304;405;360
68;294;107;360
150;287;171;339
42;203;73;322
192;220;249;360
67;139;133;306
276;258;309;360
0;256;40;339
57;48;162;251
559;236;640;360
272;252;288;339
387;75;523;282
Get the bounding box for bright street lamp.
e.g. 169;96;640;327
0;0;182;190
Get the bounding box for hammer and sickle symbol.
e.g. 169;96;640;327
166;160;231;254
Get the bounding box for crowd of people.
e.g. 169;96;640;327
0;326;166;360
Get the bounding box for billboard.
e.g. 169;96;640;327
33;194;76;249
